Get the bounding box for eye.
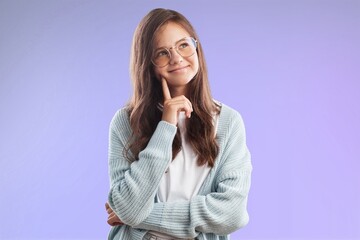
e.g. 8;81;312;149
178;42;190;49
155;49;169;58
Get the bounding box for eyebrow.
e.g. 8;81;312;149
154;36;190;51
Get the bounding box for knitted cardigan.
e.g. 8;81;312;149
107;103;252;240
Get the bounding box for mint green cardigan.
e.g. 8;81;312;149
107;103;252;240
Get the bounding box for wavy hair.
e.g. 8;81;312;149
125;8;220;167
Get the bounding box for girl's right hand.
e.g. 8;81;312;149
105;202;123;226
161;77;193;125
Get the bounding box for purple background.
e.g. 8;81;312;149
1;0;359;239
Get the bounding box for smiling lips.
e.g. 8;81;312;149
168;65;189;73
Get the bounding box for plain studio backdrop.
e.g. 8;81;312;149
0;0;359;239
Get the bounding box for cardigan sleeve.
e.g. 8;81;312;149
107;109;177;226
134;111;252;238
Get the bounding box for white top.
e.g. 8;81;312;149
149;111;219;239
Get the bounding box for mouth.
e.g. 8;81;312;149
168;65;189;73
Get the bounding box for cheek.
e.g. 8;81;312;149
192;56;200;74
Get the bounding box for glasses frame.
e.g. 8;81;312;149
151;36;198;68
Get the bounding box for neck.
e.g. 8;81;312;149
170;85;189;98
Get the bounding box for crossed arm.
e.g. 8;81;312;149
106;108;252;238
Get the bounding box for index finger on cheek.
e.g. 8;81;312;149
161;77;172;100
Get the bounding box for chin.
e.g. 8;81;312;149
168;77;193;86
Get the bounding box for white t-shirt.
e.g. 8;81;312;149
149;111;219;239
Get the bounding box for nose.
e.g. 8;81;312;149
168;48;183;65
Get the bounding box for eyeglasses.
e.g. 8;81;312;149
152;37;198;68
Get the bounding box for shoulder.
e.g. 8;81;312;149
111;107;130;121
109;107;132;137
216;102;247;133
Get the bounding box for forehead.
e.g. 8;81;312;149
154;22;191;48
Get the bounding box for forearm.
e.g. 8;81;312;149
135;166;252;238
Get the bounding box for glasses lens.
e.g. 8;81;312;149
176;37;197;57
152;48;170;67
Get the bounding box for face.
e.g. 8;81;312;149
153;22;199;93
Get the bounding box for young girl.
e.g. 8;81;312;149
105;8;252;240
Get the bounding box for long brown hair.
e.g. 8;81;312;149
125;8;220;167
